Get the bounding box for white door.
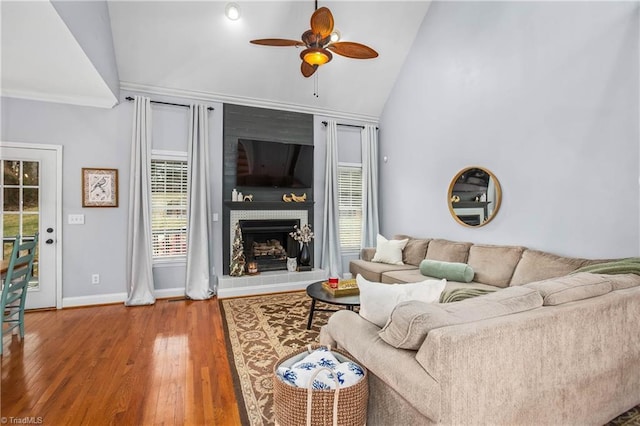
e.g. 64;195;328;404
0;143;61;309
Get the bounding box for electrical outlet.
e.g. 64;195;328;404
91;274;100;285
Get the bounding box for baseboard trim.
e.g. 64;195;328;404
155;288;187;299
62;288;186;308
62;292;128;308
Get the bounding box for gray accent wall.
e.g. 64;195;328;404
379;1;639;258
222;104;314;274
222;104;314;202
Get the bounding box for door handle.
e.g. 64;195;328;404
47;228;54;233
46;239;54;244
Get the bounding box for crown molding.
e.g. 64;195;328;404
119;82;379;124
1;89;117;109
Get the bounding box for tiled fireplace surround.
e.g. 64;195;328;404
218;208;326;298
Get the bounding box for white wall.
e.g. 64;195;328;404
379;1;639;258
1;93;223;305
51;0;120;100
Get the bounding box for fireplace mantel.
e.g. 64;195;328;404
224;201;313;210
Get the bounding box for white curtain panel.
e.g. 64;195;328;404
321;120;343;276
360;124;380;248
125;96;156;306
185;104;214;300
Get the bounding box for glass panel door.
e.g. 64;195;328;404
1;144;58;309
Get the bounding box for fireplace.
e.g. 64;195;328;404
239;219;299;272
225;207;311;275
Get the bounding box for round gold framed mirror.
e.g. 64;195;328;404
448;167;502;227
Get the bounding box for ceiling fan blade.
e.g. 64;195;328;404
250;39;305;47
327;42;379;59
310;7;334;38
301;61;317;78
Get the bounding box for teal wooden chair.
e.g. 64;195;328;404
1;233;39;356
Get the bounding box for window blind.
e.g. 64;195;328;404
151;159;188;258
338;165;363;251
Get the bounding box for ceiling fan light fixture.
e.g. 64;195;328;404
251;6;377;77
225;3;241;21
301;48;332;66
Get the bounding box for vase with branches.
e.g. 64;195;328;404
289;224;314;266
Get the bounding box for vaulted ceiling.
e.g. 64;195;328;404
1;1;431;121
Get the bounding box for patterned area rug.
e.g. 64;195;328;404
608;407;640;426
220;291;331;426
220;291;640;426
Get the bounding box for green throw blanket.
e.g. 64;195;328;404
439;287;496;303
572;257;640;276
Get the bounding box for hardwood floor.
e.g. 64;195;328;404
1;298;242;425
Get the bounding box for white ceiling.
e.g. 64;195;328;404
2;1;431;121
1;0;117;108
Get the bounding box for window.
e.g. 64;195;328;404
151;152;188;259
338;163;363;251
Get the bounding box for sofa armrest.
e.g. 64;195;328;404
320;310;442;422
361;247;376;261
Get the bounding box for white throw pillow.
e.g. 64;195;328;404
356;274;446;328
371;234;409;265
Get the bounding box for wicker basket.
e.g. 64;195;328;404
273;345;368;426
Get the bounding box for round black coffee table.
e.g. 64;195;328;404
306;281;360;330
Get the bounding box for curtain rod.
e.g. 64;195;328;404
321;121;378;130
125;96;214;111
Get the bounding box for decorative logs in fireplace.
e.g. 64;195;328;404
252;239;287;257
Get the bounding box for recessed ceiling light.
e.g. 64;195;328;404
225;3;240;21
330;30;341;43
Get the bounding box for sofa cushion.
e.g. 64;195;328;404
378;287;543;350
607;273;640;291
381;268;426;284
350;259;416;283
357;274;446;328
510;249;589;285
425;239;471;263
419;259;474;283
393;235;430;266
371;234;409;265
467;244;524;288
524;272;612;306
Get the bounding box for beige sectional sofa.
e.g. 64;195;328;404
319;236;640;425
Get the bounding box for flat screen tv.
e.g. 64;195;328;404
236;139;314;188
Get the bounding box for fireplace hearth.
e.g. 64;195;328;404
239;219;299;272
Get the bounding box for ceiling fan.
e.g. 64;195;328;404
250;4;378;78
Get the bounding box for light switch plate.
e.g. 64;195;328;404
68;214;85;225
